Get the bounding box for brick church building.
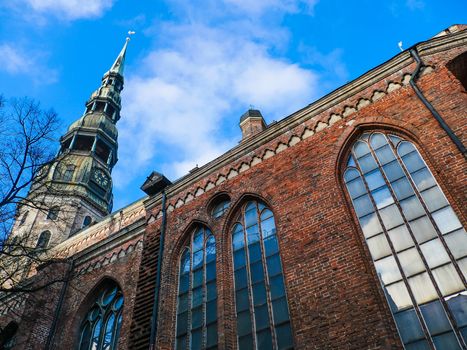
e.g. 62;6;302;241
0;24;466;350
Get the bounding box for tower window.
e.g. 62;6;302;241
231;201;293;350
36;231;51;250
78;282;123;350
176;226;218;350
74;135;94;151
62;137;72;151
94;102;105;112
343;132;467;349
63;165;75;181
95;140;111;162
106;104;115;118
47;207;59;221
82;216;92;229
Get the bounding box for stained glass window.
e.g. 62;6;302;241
176;226;217;350
78;282;123;350
232;201;293;350
344;132;467;349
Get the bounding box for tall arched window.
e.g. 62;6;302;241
82;216;92;228
343;132;467;349
78;282;123;350
176;226;217;350
232;201;293;350
36;231;51;249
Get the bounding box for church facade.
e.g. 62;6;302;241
0;25;466;350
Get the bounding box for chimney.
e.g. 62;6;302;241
239;109;267;140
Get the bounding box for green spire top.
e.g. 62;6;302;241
109;36;131;76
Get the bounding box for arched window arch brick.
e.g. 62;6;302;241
342;131;467;349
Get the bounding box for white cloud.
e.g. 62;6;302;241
0;43;58;84
224;0;318;16
18;0;113;20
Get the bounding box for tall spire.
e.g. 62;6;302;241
109;37;130;76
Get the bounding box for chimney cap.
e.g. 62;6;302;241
240;109;263;123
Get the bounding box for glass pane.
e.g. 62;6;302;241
192;288;203;308
254;304;270;330
260;209;273;221
237;311;252;336
102;287;117;306
391;177;414;201
251;262;265;284
272;297;290;325
276;322;293;350
207;323;218;347
178;293;189;313
420;300;451;335
358;153;378;173
359;213;383;238
410;216;438;243
364;169;386;190
432;332;462;350
235;268;248;290
432;207;462;234
344;168;360;183
382;160;405;182
408;272;438;304
177;311;188;336
247;225;260;244
398;142;416;157
234;249;246;270
181;250;190;273
248;243;262;263
238;334;254;349
367;234;391;260
421;186;448;213
192;307;203;329
113;295;123;311
264;236;279;257
394;308;425;343
370;133;388;149
253;282;267;306
374;256;402;285
405;340;431;350
353;141;371;158
411;167;436;191
179;274;189;294
193;250;204;270
79;323;91;350
459;258;467;281
389;135;402;146
191;328;202;350
347;156;356;168
384;281;413;312
402;151;425;173
379;204;404;230
261;217;276;238
236;288;250;312
444;229;467;259
206;261;216;281
353;195;374;218
432;264;464;296
233;226;245;250
375;144;395;165
270;275;286;299
400;196;425;221
371;186;394;209
206;236;216;262
346;177;367;199
207;281;217;301
387;225;414;252
256;328;273;350
398;248;425;277
102;313;115;349
267;254;282;277
446;291;467;327
245;207;258;228
420;239;450;268
193;269;203;288
206;300;217;324
176;335;187;350
193;229;204;251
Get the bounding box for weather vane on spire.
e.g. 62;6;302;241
127;30;136;41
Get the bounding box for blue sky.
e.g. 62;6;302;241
0;0;465;210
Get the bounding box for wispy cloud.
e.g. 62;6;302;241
406;0;425;10
113;0;345;191
0;43;58;84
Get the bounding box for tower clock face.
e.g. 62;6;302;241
92;168;110;189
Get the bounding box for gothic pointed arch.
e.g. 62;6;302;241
77;278;124;350
230;198;294;349
341;130;467;349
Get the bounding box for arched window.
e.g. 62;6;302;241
343;132;467;349
36;231;51;249
176;226;217;350
82;216;92;229
78;282;124;350
19;211;28;226
231;201;293;350
47;207;59;220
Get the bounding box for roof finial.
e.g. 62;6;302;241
109;31;135;76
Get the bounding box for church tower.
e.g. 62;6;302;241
10;38;130;248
